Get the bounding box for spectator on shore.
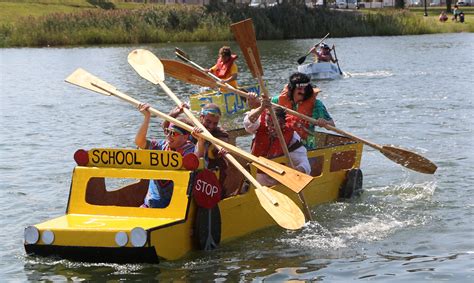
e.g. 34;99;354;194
439;11;448;22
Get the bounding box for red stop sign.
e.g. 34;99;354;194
193;170;222;209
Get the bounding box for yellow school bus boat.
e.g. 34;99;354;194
24;131;363;263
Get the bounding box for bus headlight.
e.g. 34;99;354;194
41;230;55;245
24;226;39;244
115;231;128;247
130;227;147;247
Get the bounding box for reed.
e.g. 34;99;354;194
0;3;471;47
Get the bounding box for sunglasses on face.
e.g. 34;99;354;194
164;128;184;137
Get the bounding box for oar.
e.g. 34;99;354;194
332;45;343;75
231;18;313;221
161;55;437;175
127;49;307;226
65;68;307;230
297;33;330;65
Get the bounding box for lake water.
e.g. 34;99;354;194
1;33;473;281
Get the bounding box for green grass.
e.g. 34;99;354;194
1;2;472;47
0;0;145;26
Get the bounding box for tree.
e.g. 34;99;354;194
446;0;452;14
395;0;405;8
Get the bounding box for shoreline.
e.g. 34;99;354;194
1;3;472;48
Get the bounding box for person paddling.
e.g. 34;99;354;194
135;103;205;208
243;97;311;186
163;102;234;196
205;46;239;89
309;43;337;64
248;73;335;150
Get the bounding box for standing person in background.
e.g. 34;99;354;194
205;46;239;88
452;5;461;22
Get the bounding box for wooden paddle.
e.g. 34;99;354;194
128;49;307;224
332;45;343;75
165;54;437;175
231;18;313;221
297;33;330;65
65;68;308;230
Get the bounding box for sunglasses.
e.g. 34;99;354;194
164;127;184;137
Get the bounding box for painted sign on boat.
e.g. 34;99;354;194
88;148;183;170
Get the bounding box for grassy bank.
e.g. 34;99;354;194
0;1;472;47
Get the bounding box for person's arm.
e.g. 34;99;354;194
135;103;151;149
243;109;262;134
313;100;335;129
191;127;206;158
289;132;311;174
162;103;188;129
222;64;238;84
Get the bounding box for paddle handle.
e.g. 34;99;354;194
157;82;277;204
298;33;330;64
332;45;343;75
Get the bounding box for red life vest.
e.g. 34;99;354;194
212;54;238;78
277;86;318;140
251;111;295;159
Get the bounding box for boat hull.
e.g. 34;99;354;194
24;133;363;262
298;62;342;80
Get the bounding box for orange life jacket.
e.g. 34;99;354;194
251;111;295;159
277;86;318;140
212;54;238;79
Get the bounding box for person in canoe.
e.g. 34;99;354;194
310;43;337;64
163;102;233;197
205;46;239;88
248;73;335;150
196;103;233;196
243;96;311;186
135;103;205;208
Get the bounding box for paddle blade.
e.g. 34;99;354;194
297;55;307;65
253;157;313;193
161;59;218;88
65;68;115;96
255;186;305;230
380;145;437;174
175;47;191;61
230;19;263;78
127;49;164;85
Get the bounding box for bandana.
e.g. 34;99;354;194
295;82;310;88
200;108;221;117
168;123;188;135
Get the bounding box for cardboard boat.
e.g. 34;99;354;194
24;131;363;263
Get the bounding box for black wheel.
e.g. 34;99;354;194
339;168;363;199
194;206;221;251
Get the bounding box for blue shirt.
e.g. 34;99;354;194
145;139;195;208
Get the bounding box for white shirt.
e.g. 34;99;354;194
244;112;311;186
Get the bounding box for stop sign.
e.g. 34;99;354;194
193;169;222;209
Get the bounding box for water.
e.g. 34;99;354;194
1;33;473;281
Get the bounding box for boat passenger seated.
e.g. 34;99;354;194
135;103;205;208
310;43;337;64
243;97;310;186
164;103;237;197
205;46;239;89
248;73;335;150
